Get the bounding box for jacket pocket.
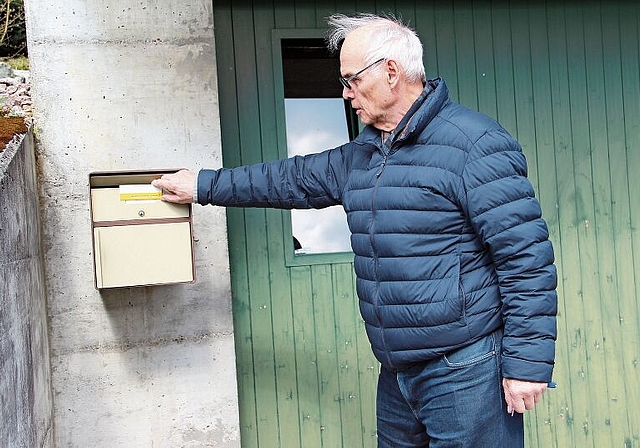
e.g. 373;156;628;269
458;278;467;325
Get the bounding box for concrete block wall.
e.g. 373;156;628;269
0;132;53;447
23;1;240;446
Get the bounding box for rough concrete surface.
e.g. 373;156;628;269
0;131;54;447
23;0;240;445
53;336;239;446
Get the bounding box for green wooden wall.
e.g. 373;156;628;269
212;1;640;447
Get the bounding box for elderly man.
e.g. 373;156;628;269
153;13;557;448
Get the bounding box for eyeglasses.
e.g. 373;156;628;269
339;58;386;90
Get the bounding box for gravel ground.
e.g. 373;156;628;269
0;66;31;122
0;62;31;152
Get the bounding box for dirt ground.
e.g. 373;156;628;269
0;116;27;152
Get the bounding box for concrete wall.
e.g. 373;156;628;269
23;1;240;446
0;131;54;447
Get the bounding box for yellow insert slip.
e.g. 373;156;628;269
119;184;163;201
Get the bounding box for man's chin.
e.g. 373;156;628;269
357;115;372;125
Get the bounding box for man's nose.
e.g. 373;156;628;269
342;85;354;100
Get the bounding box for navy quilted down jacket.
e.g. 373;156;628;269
198;78;557;382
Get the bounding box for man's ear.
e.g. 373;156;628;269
386;59;400;88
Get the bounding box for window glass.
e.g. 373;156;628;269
281;38;355;255
285;98;352;254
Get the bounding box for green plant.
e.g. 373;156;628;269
0;0;26;58
3;54;27;69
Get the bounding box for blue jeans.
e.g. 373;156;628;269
376;330;523;447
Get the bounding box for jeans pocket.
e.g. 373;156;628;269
442;331;497;368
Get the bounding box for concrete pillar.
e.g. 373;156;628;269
23;1;240;446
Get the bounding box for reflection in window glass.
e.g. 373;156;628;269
285;98;352;254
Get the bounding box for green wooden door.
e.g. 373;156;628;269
213;1;640;447
213;3;379;447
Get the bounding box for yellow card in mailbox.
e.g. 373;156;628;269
119;183;163;201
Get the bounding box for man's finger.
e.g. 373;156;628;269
524;396;535;411
160;193;178;202
151;177;172;190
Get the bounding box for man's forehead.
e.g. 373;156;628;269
339;31;368;68
341;28;369;53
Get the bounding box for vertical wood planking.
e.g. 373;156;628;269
472;0;497;120
490;2;516;135
331;263;365;448
274;1;295;28
516;1;557;446
310;264;343;447
354;0;376;15
294;2;316;27
414;2;439;80
315;3;336;29
352;269;378;445
213;1;640;446
619;5;640;443
277;7;318;446
508;2;539;187
452;0;478;110
549;4;605;447
272;2;300;446
508;28;556;440
259;2;306;446
290;266;323;446
581;6;624;443
528;4;576;447
394;2;416;37
236;7;282;439
215;2;261;446
271;1;307;442
508;6;546;446
335;3;358;17
567;4;611;447
600;4;638;445
433;1;458;99
283;22;325;446
248;3;285;445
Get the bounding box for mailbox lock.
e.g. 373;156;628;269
138;210;145;217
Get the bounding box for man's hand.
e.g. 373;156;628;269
151;169;196;204
502;378;548;414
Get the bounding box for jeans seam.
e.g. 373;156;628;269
396;372;423;421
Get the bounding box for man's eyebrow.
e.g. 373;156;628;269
342;67;360;79
340;67;353;77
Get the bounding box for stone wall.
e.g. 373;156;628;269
0;130;54;447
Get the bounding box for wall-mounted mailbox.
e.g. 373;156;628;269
89;169;195;289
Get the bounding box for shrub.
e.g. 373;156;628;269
0;0;26;58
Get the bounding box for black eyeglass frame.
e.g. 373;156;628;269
339;57;386;89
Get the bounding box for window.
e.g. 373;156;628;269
281;38;358;255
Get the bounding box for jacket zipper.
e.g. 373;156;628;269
371;144;394;368
376;154;387;177
376;139;403;177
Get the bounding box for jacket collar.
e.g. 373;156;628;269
354;78;448;148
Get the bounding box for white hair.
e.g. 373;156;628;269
326;13;426;84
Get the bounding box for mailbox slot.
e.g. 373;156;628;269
89;169;195;289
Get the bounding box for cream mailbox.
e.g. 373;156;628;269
89;169;195;289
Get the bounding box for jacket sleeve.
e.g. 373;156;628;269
196;145;350;209
463;129;558;383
